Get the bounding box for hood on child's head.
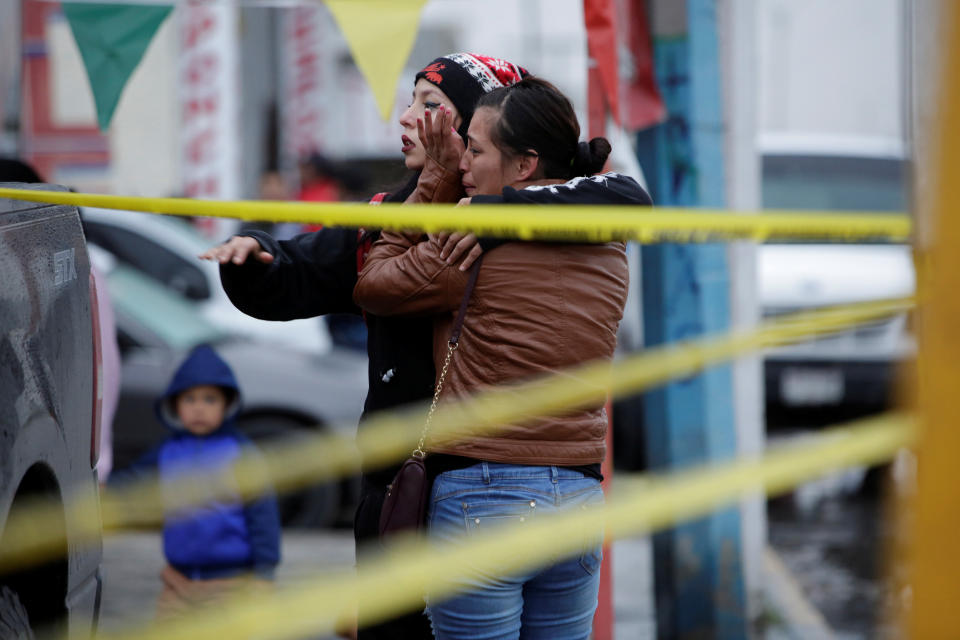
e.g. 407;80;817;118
155;345;242;432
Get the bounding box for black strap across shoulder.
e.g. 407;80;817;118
449;255;483;346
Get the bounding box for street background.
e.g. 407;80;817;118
1;0;932;638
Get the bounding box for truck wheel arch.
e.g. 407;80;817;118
0;464;68;636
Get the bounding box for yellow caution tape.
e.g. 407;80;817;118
0;296;913;576
0;187;911;242
99;412;915;640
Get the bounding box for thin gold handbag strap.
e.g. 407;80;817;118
412;255;484;458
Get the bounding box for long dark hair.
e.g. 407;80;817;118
383;171;421;203
475;77;611;180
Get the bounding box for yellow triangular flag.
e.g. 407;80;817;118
325;0;429;120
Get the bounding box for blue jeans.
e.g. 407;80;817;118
425;462;604;640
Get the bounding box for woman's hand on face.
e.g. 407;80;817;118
428;232;482;271
198;236;275;265
418;105;465;174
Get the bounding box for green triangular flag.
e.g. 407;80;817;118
62;2;173;131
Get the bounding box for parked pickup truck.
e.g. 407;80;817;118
0;185;102;637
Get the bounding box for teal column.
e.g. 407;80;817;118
637;1;748;637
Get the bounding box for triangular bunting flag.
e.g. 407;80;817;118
325;0;428;121
62;2;173;131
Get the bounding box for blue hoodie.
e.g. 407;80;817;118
117;345;281;579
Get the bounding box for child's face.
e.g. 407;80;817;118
176;385;228;436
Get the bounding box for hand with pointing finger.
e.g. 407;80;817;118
199;236;275;266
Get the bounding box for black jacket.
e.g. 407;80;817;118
220;228;435;484
472;171;652;207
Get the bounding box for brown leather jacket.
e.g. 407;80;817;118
354;232;629;465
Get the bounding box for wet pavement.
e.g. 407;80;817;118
767;464;905;640
98;464;901;639
98;529;354;638
99;528;657;639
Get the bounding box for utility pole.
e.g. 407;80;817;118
718;0;764;624
636;0;749;636
908;0;960;634
906;1;960;638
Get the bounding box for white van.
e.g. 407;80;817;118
758;135;915;413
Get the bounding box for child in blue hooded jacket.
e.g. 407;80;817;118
112;345;281;615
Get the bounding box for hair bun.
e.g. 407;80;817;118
570;138;611;177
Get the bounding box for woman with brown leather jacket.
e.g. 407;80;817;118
353;77;652;640
203;53;529;640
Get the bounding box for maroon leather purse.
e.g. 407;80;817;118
379;257;483;539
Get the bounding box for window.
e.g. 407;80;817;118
84;223;211;300
762;154;907;213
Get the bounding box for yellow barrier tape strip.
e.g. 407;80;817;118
99;412;915;640
0;187;911;242
0;296;913;575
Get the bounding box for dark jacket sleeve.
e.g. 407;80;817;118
469;173;651;250
237;439;281;579
472;172;653;207
218;227;361;321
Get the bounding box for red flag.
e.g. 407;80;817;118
584;0;664;136
621;0;665;130
584;0;621;136
587;67;608;139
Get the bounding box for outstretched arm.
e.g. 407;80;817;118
202;227;362;321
